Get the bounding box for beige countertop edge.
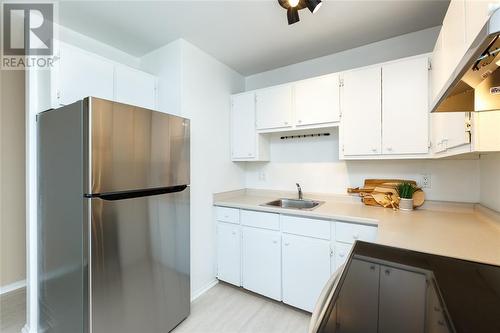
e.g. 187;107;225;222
213;189;500;266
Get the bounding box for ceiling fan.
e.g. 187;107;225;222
278;0;322;25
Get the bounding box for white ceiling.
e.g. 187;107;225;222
59;0;449;75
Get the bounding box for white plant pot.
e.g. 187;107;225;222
399;198;414;211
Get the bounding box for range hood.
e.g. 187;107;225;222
432;8;500;112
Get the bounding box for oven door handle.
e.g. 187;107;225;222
308;265;345;333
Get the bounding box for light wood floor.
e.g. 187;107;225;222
174;282;311;333
0;283;310;333
0;288;26;333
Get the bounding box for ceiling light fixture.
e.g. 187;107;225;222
278;0;322;25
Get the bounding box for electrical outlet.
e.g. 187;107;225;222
420;174;431;189
258;171;267;181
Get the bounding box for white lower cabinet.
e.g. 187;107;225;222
241;226;282;301
216;222;241;286
215;206;379;312
282;233;331;312
334;242;353;271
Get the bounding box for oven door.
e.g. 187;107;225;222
308;265;345;333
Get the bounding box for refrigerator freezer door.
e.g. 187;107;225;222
90;186;190;333
85;97;190;195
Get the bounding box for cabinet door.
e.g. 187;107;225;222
114;65;157;110
242;227;281;300
431;30;446;102
231;92;256;159
282;234;331;312
58;43;114;106
217;222;241;286
379;266;427;333
341;67;382;156
432;112;470;152
382;57;429;154
465;0;494;49
334;242;353;271
442;0;467;79
337;259;380;333
255;85;293;130
294;74;340;126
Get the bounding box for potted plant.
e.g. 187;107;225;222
396;182;419;211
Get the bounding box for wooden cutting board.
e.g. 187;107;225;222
349;179;424;209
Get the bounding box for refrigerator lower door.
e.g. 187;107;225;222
89;186;190;333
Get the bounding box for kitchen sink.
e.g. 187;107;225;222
261;198;324;211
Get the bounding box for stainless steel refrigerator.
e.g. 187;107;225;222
38;97;190;333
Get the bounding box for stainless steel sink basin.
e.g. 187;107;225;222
261;198;324;211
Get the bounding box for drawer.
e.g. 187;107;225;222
335;221;377;244
241;210;280;231
281;215;330;240
215;206;240;224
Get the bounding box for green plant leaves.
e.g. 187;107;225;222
396;182;419;199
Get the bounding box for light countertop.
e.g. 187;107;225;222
213;189;500;266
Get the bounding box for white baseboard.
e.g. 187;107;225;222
191;279;218;302
0;280;26;295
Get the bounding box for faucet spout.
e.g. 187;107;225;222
296;183;303;200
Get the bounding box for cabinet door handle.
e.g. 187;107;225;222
284;121;289;125
284;242;290;246
385;269;391;275
339;253;345;258
272;240;278;244
353;234;359;240
298;120;302;124
372;148;378;153
247;153;252;157
387;147;393;152
370;265;376;271
232;231;236;235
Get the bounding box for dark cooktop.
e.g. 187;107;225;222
317;241;500;333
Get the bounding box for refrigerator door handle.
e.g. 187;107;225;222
87;185;188;201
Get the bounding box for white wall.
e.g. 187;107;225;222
479;153;500;211
246;26;440;90
245;130;480;202
58;25;140;68
0;69;26;289
141;40;183;116
141;39;246;298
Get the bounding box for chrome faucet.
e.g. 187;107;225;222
296;183;303;200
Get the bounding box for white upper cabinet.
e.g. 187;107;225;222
230;92;269;161
341;66;382;156
114;65;157;110
442;0;467;77
231;92;256;159
294;74;340;126
54;42;159;111
430;0;466;105
465;1;498;48
382;56;430;154
57;43;114;106
255;85;293;130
